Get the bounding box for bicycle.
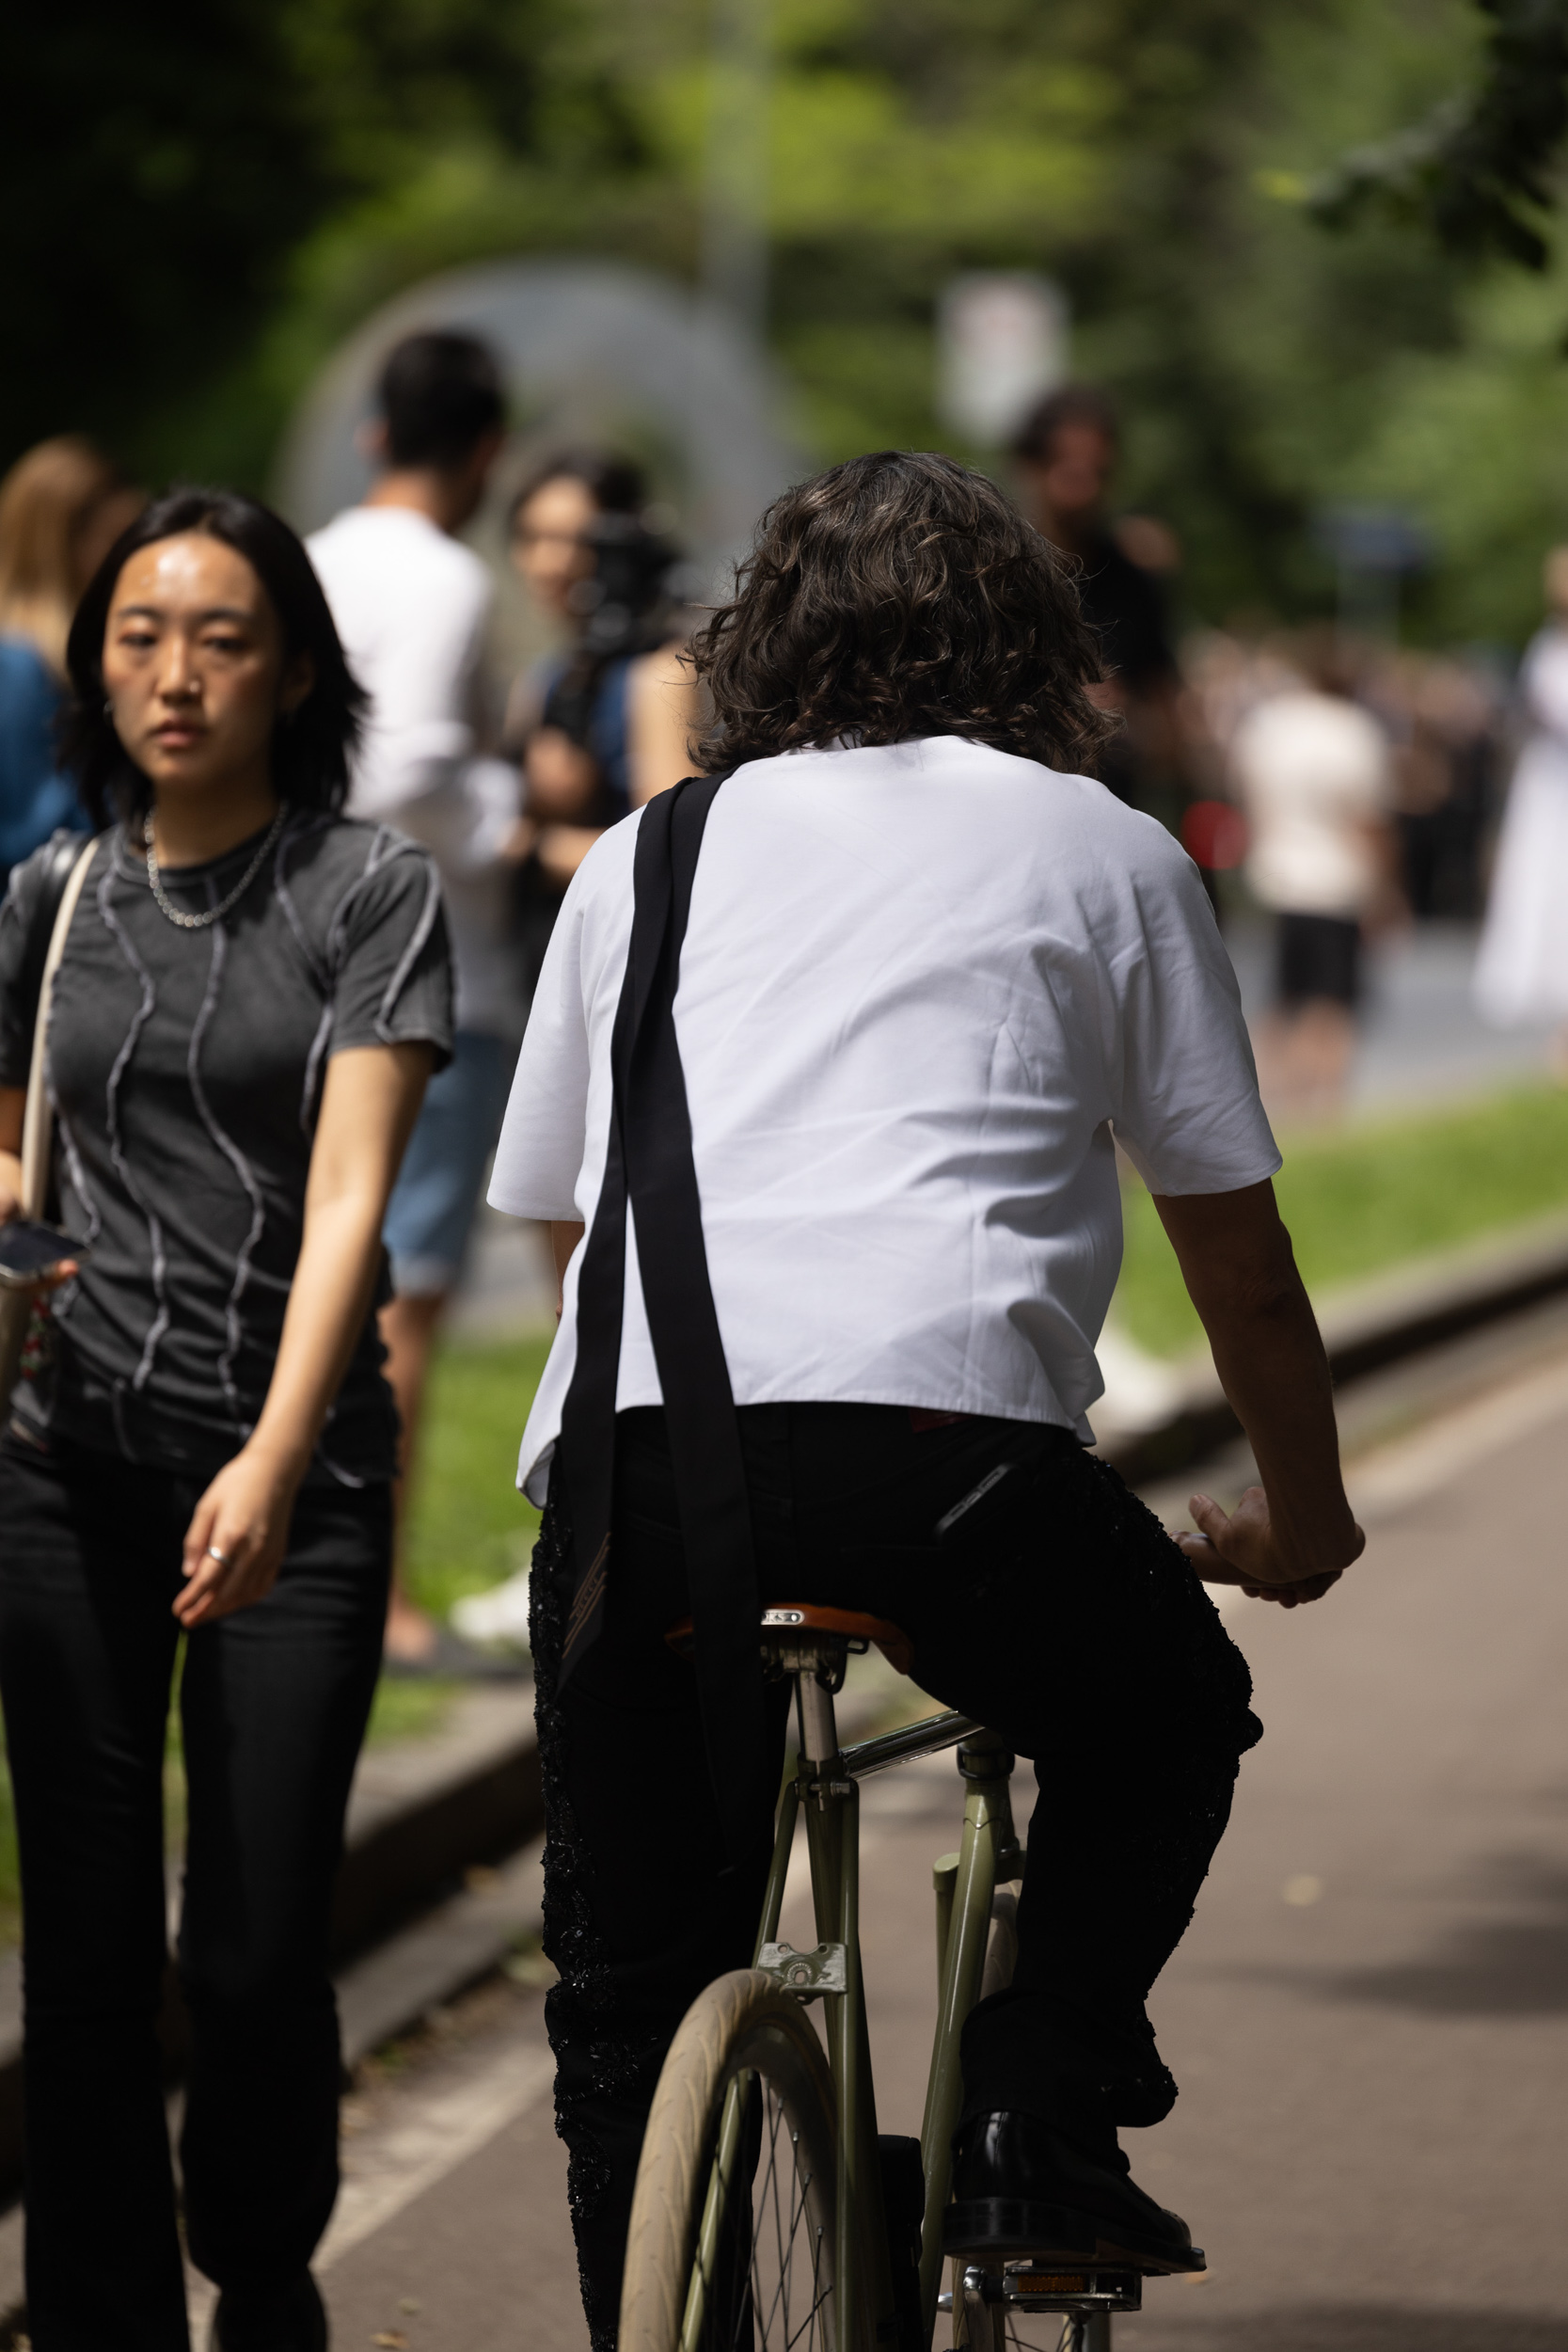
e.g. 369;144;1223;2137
619;1603;1205;2352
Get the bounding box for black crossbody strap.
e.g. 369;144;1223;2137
555;774;768;1867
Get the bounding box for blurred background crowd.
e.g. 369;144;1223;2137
6;0;1568;1653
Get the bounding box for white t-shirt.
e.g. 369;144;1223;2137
308;505;523;1033
489;737;1280;1503
1230;689;1391;919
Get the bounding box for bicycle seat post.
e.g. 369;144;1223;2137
796;1662;839;1767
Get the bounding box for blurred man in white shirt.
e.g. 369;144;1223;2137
310;332;525;1668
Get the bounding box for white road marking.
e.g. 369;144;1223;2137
1345;1348;1568;1523
319;2047;557;2270
182;2043;556;2333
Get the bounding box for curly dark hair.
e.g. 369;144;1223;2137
62;486;367;829
690;450;1117;775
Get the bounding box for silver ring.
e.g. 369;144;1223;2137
207;1546;229;1565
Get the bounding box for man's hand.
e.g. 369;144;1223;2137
1155;1183;1365;1615
1177;1484;1362;1609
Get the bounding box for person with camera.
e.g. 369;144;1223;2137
0;488;451;2348
506;451;697;948
488;451;1362;2347
439;450;702;1658
309;331;528;1672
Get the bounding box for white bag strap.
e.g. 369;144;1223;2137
18;836;99;1217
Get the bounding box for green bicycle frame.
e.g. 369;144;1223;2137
679;1685;1021;2352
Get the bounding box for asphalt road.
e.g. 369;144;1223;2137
208;1344;1568;2352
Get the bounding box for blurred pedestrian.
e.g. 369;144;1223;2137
0;436;143;891
1360;647;1499;921
445;452;699;1657
0;491;449;2349
1229;630;1399;1119
1011;387;1181;814
309;332;528;1672
1473;548;1568;1067
506;450;698;976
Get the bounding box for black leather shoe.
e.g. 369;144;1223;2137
211;2272;329;2351
942;2110;1204;2273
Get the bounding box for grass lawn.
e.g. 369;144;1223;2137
1117;1084;1568;1358
402;1327;553;1625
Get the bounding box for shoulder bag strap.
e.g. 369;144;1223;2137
1;834;100;1410
555;774;768;1869
18;834;100;1217
16;832;90;1055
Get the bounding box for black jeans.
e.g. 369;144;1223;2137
531;1403;1262;2349
0;1428;390;2352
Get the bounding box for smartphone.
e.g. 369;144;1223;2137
0;1219;85;1290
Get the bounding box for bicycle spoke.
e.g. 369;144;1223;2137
719;2080;831;2352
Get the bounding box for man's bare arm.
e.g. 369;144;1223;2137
1154;1179;1364;1609
551;1219;585;1319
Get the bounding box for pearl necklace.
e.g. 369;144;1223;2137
140;807;286;930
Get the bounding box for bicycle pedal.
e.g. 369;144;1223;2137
1005;2263;1144;2312
958;2264;1145;2314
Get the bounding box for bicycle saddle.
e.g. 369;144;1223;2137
663;1602;913;1676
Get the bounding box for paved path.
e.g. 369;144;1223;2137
207;1352;1568;2352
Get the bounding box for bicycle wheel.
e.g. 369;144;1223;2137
621;1968;840;2352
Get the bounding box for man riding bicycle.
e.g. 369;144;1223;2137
488;451;1363;2349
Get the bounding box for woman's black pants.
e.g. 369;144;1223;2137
531;1403;1263;2351
0;1429;390;2352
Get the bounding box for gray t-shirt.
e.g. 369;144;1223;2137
0;811;453;1484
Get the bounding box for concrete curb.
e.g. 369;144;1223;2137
333;1682;541;1960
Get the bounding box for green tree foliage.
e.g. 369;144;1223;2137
2;5;327;476
1310;0;1568;270
11;0;1568;645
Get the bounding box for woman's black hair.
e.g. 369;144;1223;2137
508;447;647;531
61;486;367;829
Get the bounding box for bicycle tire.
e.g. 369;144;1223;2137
621;1968;841;2352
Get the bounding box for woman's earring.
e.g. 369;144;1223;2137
103;698;114;722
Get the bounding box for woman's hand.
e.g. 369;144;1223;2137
527;727;600;818
1177;1484;1363;1609
170;1040;435;1632
176;1441;305;1629
0;1124;80;1288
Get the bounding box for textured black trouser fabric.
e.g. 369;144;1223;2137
0;1429;390;2352
531;1402;1262;2350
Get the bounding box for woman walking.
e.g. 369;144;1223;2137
0;491;451;2349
